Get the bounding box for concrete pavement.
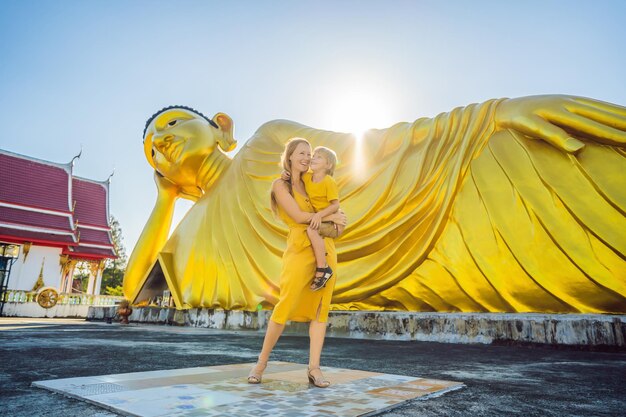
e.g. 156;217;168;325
1;318;625;416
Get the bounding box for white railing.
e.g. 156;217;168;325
2;289;123;306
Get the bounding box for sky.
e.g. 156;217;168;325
1;0;625;254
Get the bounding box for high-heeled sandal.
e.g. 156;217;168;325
307;367;330;388
310;266;333;291
247;360;268;384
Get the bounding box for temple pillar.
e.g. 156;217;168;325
93;260;105;295
86;261;98;295
60;260;77;293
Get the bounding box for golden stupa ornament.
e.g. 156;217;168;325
31;258;46;292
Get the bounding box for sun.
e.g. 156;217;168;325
324;90;395;138
321;87;398;179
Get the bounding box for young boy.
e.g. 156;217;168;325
302;146;342;291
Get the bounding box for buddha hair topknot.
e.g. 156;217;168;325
143;105;218;138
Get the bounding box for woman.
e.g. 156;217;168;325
247;138;347;388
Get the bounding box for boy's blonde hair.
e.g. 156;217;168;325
314;146;337;176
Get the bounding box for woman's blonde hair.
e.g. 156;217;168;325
271;137;311;216
313;146;338;176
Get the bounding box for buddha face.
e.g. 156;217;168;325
143;108;236;194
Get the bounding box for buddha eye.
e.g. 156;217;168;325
168;119;178;127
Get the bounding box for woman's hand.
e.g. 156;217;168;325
309;213;323;230
328;209;347;227
280;170;291;181
495;95;626;153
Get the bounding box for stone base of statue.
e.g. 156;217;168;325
87;307;625;349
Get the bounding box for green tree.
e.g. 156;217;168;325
101;215;127;295
104;285;124;296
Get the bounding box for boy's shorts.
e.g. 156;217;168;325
318;221;339;239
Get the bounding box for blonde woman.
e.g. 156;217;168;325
248;138;347;388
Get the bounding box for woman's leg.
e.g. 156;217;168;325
308;318;330;387
249;319;285;383
308;319;327;369
259;319;285;362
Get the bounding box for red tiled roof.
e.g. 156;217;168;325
77;227;113;246
0;206;74;232
0;149;115;259
63;246;117;258
76;226;116;260
0;227;76;246
73;178;109;227
72;178;116;260
0;152;72;213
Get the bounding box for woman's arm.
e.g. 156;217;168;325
323;209;347;225
316;200;340;218
272;179;315;224
309;200;340;229
272;180;347;226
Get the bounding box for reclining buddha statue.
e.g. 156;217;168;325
124;95;626;313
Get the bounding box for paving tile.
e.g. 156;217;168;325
33;361;464;416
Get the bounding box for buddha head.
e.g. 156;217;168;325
142;106;236;198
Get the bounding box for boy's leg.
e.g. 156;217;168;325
307;227;327;270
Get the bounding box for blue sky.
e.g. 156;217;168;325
1;0;625;252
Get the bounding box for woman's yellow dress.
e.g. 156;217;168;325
270;190;337;324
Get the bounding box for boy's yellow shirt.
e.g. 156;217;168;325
302;172;339;212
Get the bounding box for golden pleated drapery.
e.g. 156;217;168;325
354;129;626;313
126;96;626;313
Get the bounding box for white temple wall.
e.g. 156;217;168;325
7;245;63;291
3;302;90;318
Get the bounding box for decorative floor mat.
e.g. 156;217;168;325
33;361;464;416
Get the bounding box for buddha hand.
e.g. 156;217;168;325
154;171;181;200
495;95;626;153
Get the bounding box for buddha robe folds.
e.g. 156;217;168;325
157;98;626;313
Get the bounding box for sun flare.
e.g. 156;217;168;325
324;91;395;138
321;87;398;179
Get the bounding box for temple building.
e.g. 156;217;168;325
0;149;116;314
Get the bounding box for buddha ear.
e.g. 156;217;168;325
212;112;237;152
143;132;157;169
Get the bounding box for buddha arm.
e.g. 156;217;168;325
122;174;179;299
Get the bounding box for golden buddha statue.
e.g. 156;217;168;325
124;95;626;313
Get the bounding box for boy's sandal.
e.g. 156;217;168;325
310;266;333;291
